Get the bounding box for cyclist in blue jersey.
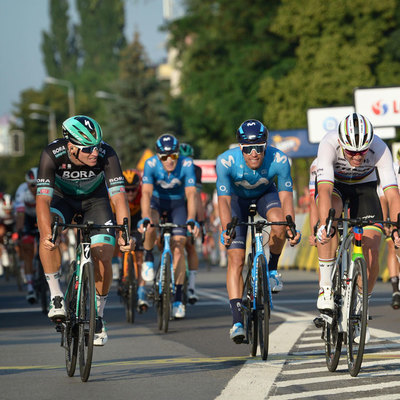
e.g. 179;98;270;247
216;119;301;343
137;134;200;319
36;115;134;346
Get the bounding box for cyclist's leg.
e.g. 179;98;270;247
362;228;382;294
20;234;35;302
315;188;342;312
257;188;285;292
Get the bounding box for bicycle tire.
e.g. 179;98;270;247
78;262;96;382
258;257;270;361
325;262;343;372
244;254;257;356
162;254;172;333
346;257;368;377
126;253;138;324
65;266;78;377
155;263;163;330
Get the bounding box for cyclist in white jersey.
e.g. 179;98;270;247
316;113;400;342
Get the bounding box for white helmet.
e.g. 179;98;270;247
25;167;38;184
2;194;12;211
338;113;374;152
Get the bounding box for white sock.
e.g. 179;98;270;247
96;294;108;318
45;271;63;298
25;273;33;291
318;258;335;288
188;270;197;291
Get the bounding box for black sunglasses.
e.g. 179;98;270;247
241;144;266;154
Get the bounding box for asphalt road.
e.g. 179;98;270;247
1;262;399;399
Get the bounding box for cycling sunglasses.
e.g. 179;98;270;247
343;148;369;157
241;144;266;155
125;186;139;193
158;152;179;162
75;144;102;154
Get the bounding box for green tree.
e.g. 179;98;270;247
168;0;289;157
41;0;78;79
105;32;171;167
259;0;400;130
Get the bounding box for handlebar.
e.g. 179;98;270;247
51;216;130;246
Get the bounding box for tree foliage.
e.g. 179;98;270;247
105;32;171;167
259;0;400;129
168;0;289;157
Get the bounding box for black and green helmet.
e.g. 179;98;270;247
62;115;103;146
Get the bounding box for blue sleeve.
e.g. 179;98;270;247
216;154;232;196
142;158;155;185
273;151;293;192
182;158;196;187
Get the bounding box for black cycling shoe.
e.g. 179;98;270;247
392;292;400;309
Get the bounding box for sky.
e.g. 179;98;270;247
0;0;180;118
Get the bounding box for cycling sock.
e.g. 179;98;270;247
230;298;243;325
25;274;33;291
174;284;182;302
96;294;108;318
188;270;197;291
391;276;399;293
269;252;281;271
45;270;63;298
318;258;335;287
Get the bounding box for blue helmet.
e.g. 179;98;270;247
155;133;179;154
236;119;268;144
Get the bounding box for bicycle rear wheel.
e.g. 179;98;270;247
162;255;172;333
125;253;138;324
78;262;96;382
65;266;78;377
325;263;343;372
258;257;270;360
347;257;368;377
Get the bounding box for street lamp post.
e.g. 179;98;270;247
29;103;57;143
45;76;76;116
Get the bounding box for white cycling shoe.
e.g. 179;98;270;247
48;296;66;321
317;286;334;313
141;261;155;282
269;271;283;293
94;317;108;346
172;301;186;319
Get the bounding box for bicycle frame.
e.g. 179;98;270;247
158;229;175;296
251;223;273;311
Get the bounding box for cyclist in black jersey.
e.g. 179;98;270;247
36;115;134;346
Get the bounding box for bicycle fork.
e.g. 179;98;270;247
158;233;175;296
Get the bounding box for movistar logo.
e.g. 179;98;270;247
221;155;235;168
275;153;288;163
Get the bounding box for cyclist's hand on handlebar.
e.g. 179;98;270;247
118;236;135;252
41;233;59;251
308;234;317;247
287;229;301;246
220;229;232;246
137;217;151;234
186;219;200;238
316;224;334;244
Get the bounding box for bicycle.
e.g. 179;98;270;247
226;203;296;360
118;247;139;324
51;215;129;382
314;203;399;377
2;231;23;291
144;219;194;333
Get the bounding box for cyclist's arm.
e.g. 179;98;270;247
218;195;232;235
185;185;197;222
36;194;55;250
140;183;153;220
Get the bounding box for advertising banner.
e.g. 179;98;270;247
354;86;400;128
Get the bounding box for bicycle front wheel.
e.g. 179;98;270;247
325;263;343;372
78;262;96;382
65;266;78;377
258;257;270;361
347;257;368;377
126;253;137;324
162;255;172;333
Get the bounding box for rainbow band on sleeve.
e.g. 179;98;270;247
317;180;334;186
383;184;398;192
